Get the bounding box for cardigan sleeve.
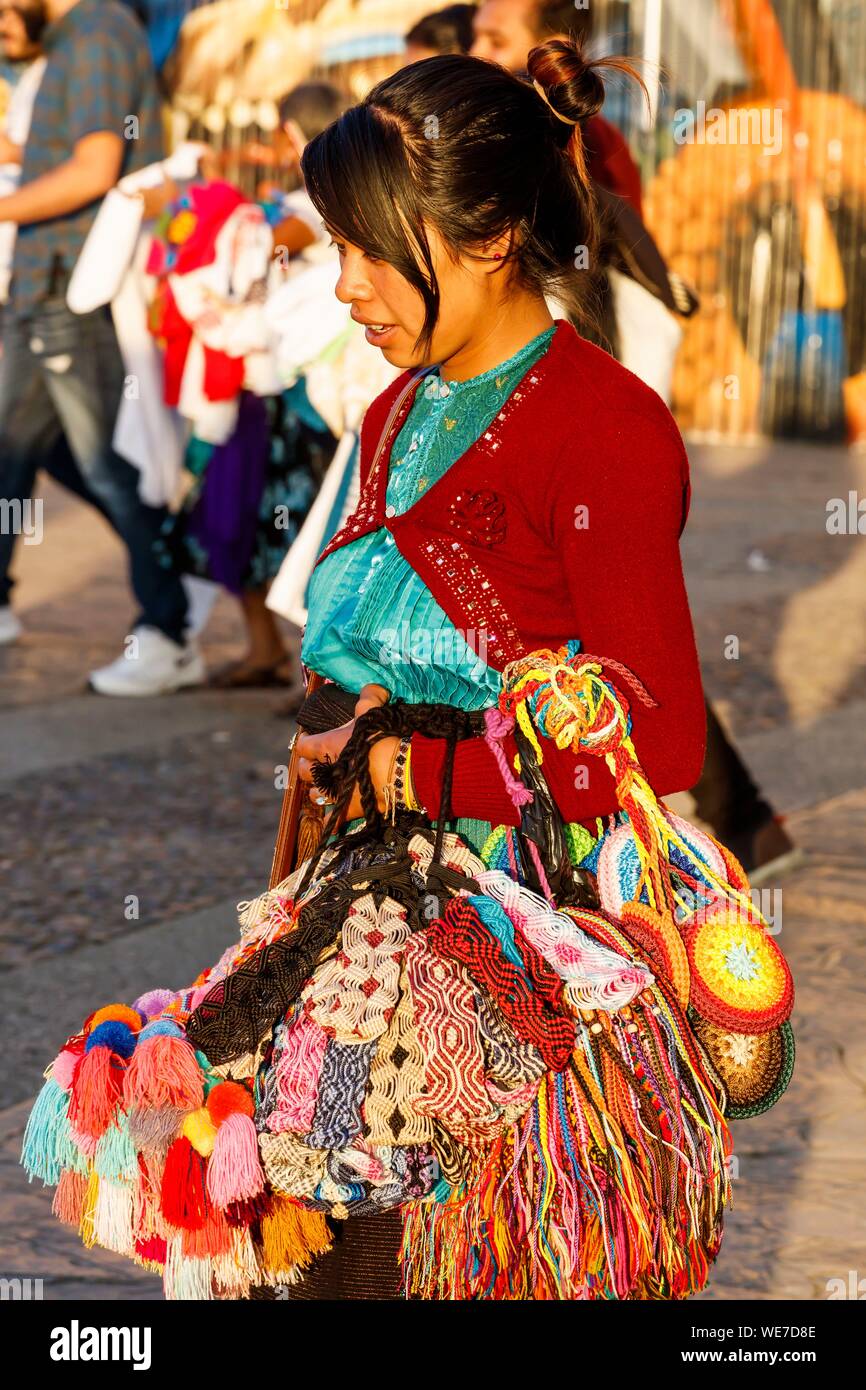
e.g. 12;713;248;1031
538;402;707;820
409;729;522;826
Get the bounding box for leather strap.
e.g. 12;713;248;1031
367;364;434;479
269;670;324;889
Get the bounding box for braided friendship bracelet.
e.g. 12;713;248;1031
381;739;401;822
402;741;425;814
383;737;415;821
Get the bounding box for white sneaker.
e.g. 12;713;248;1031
89;625;206;697
0;605;22;645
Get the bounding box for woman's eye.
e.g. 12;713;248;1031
327;239;380;267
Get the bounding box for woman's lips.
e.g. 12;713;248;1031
364;324;398;346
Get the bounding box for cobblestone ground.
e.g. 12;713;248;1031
1;443;864;1301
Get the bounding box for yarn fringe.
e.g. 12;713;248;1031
206;1113;265;1209
94;1110;139;1183
21;1077;72;1185
123;1036;203;1112
160;1137;209;1231
69;1048;122;1140
93;1178;134;1255
258;1196;332;1278
52;1169;86;1226
163;1233;213;1300
401;989;732;1300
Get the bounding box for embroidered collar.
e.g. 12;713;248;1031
422;323;556;400
317;317;572;565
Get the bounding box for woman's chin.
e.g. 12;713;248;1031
379;343;421;369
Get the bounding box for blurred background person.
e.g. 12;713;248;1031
471;0;642;210
0;1;47;301
265;81;351;263
404;2;476;62
156;80;350;695
0;0;197;695
0;0;115;652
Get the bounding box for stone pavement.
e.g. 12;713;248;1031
1;445;864;1301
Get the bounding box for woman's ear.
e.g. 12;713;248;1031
477;230;515;266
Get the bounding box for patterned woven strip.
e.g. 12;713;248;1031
325;1144;392;1186
313;1163;394;1215
304;1039;376;1150
259;1130;327;1199
408;831;485;882
267;1009;329;1135
477;869;653;1009
363;963;435;1147
509;921;569;1013
403;934;490;1138
395;1144;440;1200
210;1048;264;1082
487;1074;542;1124
186;914;341;1064
302;893;410;1042
426;898;575;1072
429;1121;474;1187
239;847;342;937
320;1142;440;1215
256;1012;292;1133
190;883;310;1007
473;990;546;1091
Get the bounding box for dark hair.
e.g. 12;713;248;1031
405;3;477;55
301;38;644;355
278;81;350;143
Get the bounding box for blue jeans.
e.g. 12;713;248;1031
0;297;188;642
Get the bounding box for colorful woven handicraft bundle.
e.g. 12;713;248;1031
21;642;794;1300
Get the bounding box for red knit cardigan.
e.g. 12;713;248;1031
311;318;707;831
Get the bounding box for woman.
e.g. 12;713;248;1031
22;40;795;1302
270;41;710;1300
291;42;704;862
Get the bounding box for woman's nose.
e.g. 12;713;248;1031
334;250;370;306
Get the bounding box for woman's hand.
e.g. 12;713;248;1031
297;720;355;812
296;684;395;819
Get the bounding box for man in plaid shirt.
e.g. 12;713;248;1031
0;0;202;695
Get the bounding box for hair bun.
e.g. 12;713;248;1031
527;38;606;128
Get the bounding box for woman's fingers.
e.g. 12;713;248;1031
296;714;369;813
296;732;323;767
296;721;354;768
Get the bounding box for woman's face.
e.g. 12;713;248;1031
327;219;506;371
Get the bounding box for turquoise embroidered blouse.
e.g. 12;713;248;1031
301;323;556;706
